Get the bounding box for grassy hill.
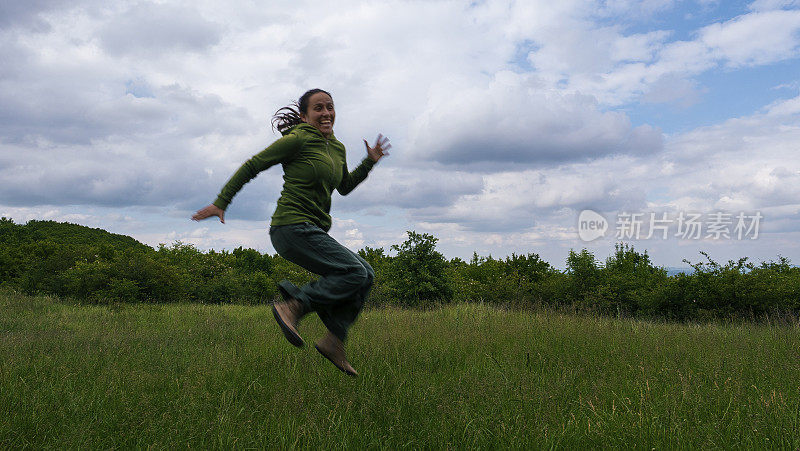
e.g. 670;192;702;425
0;218;150;250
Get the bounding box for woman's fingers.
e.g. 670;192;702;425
191;208;207;221
374;135;390;150
365;134;391;161
192;205;225;223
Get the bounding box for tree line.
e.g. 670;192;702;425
1;218;798;321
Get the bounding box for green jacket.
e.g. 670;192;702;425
213;123;376;232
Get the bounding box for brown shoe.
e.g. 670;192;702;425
315;332;358;377
272;298;306;347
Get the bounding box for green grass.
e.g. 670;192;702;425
1;291;798;449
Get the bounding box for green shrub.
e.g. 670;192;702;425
99;278;141;304
452;253;535;306
388;231;453;306
599;243;668;316
566;248;602;310
357;246;392;306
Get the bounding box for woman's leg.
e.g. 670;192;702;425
270;223;373;341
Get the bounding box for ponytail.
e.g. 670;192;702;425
271;88;332;134
271;104;303;134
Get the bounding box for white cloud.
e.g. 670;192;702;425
520;5;800;106
700;9;800;67
749;0;800;11
400;88;800;249
399;154;652;234
648;93;800;221
612;30;672;63
329;218;366;249
641;75;704;107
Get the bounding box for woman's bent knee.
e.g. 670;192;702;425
344;263;370;290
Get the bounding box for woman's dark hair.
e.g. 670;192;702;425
271;88;332;134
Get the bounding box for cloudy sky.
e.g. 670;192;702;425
2;0;800;268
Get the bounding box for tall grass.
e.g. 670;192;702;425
1;291;798;448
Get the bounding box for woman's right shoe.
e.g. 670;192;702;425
315;332;358;377
272;298;306;347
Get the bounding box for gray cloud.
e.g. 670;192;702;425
98;2;223;57
409;72;664;170
0;77;249;144
428;123;661;168
335;168;485;213
0;59;252;208
0;140;227;209
0;0;70;32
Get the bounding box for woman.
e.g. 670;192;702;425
192;89;390;376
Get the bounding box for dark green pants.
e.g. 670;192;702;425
269;222;374;341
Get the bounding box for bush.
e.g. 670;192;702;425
746;257;800;313
18;241;95;296
451;252;552;307
388;231;453;306
600;243;668;316
566;248;602;310
357;246;392;306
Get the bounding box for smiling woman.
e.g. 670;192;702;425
272;89;335;137
192;89;391;377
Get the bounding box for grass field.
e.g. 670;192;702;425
1;291;798;449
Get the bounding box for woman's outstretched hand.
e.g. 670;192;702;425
364;134;391;163
192;204;225;223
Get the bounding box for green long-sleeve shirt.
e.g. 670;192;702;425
213;123;375;232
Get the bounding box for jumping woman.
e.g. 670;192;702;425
192;89;390;376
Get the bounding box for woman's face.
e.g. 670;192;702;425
300;92;335;137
